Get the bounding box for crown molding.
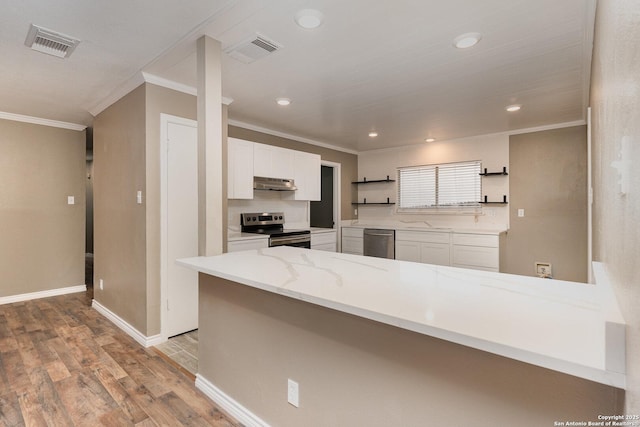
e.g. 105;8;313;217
142;72;234;105
228;119;359;155
0;111;86;131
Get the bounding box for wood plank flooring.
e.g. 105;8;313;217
0;291;241;426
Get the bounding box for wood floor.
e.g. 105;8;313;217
0;290;241;426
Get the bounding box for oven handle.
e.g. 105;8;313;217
270;235;311;246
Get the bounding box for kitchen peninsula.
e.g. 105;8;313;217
178;247;624;427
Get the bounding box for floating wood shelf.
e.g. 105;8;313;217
480;195;508;204
352;175;396;184
352;202;396;206
479;167;508;176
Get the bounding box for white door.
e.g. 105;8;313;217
166;120;199;337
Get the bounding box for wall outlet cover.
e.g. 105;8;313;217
287;379;299;407
535;262;552;278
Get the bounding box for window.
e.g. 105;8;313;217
397;161;481;212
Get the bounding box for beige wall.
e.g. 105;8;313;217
357;133;510;229
199;274;622;427
590;0;640;413
506;126;588;282
0;119;85;297
145;83;198;335
93;84;148;333
229;126;358;220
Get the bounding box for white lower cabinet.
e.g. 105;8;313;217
395;229;502;272
227;238;268;253
311;230;337;252
341;227;363;255
395;230;451;266
452;233;500;272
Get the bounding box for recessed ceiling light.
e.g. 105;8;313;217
368;132;378;138
276;98;291;106
505;104;522;112
425;138;436;143
453;32;482;49
295;9;324;29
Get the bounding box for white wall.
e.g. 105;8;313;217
356;134;509;230
228;192;310;230
590;0;640;413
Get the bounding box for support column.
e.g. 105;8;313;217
196;36;224;256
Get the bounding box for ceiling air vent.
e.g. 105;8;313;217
25;24;80;59
225;34;282;64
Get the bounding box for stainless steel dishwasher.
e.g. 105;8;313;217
363;228;395;259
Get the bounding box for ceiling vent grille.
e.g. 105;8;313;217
225;34;282;64
25;24;80;59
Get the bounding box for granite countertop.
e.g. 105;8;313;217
178;247;625;388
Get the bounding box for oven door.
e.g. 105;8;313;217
269;234;311;249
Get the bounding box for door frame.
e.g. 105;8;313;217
320;160;342;252
160;113;198;342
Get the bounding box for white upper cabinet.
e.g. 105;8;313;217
227;139;321;201
228;137;254;199
293;151;321;201
253;142;295;179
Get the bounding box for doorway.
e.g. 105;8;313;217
160;114;199;339
311;165;334;228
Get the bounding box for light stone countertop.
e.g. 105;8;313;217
178;247;625;389
342;224;506;235
310;227;337;234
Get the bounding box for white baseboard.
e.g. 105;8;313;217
0;285;87;305
91;299;163;348
195;374;271;427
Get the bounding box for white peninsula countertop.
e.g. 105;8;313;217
178;247;625;388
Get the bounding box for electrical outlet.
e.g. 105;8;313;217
287;379;299;407
354;208;358;216
99;279;104;290
485;209;495;217
535;262;552;278
67;196;75;205
517;209;525;217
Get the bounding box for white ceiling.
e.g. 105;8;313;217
1;0;596;152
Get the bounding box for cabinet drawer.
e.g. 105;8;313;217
312;242;336;252
396;230;450;244
452;233;498;248
312;232;337;246
342;227;363;238
452;245;499;269
342;237;363;255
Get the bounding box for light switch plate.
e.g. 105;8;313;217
67;196;75;205
517;208;525;217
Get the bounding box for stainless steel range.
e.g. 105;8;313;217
240;212;311;249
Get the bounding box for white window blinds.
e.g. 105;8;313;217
397;161;481;211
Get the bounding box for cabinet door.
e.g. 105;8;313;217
452;245;499;271
271;146;295;179
293;151;321;201
227;138;254;199
253;143;272;178
342;237;363;255
420;242;450;266
395;240;421;262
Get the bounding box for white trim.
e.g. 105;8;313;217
362;120;587;155
195;374;271;427
587;107;593;283
91;299;164;348
320;159;342;252
0;285;86;305
0;111;86;131
228;119;359;155
88;72;146;117
142;72;234;105
160;113;199;341
144;72;197;96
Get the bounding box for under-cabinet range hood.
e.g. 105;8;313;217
253;176;297;191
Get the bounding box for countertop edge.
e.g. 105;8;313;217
177;253;626;389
